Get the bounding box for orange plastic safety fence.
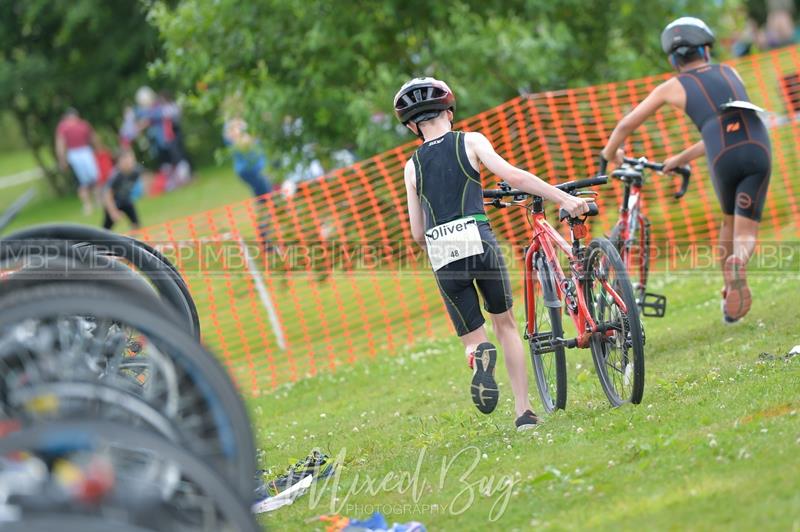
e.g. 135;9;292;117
135;46;800;394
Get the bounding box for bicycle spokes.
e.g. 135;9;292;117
584;238;645;406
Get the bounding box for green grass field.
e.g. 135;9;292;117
0;154;257;233
3;150;799;530
251;270;800;531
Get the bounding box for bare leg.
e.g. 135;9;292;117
717;215;734;299
78;186;93;215
91;184;102;210
489;309;533;417
732;215;759;263
722;215;759;320
459;325;490;365
718;215;735;266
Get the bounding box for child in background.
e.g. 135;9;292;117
94;148;114;187
102;149;143;231
223;117;273;198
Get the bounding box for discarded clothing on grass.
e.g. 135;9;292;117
758;345;800;361
319;511;426;532
252;473;313;513
252;449;334;514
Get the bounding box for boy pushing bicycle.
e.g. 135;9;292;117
394;78;589;430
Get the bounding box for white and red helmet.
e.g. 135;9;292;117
661;17;715;55
393;77;456;125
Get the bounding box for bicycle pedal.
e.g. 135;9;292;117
639;292;666;318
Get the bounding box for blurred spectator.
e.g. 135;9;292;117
760;0;797;49
102;149;142;231
280;145;325;198
119;106;139;149
732;17;760;57
95;148;114;187
733;0;797;56
223;117;273;198
55;108;99;215
135;86;191;191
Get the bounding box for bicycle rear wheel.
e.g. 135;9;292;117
3;224;200;338
528;253;567;412
0;283;255;497
0;420;260;532
583;237;645;406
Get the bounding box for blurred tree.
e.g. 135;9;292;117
149;0;736;170
0;0;161;193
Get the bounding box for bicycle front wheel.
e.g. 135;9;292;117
583;237;645;406
528;253;567;413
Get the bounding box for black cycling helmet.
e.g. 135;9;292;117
393;77;456;125
661;17;715;56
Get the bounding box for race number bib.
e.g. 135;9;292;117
424;217;484;271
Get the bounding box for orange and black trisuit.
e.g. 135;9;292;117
677;63;771;220
412;130;512;336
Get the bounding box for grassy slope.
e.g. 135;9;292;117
252;271;800;531
0;152;253;232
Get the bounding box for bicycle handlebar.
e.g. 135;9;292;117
559;202;599;221
622;156;690;177
622;156;691;199
482;175;608;199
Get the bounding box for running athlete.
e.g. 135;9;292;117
394;78;589;430
600;17;771;323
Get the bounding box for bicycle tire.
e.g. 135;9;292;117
121;235;197;323
583;237;645;406
609;216;651;300
528;253;567;412
1;517;156;532
0;420;260;532
2;224;200;338
0;245;190;335
0;283;255;497
0;243;154;298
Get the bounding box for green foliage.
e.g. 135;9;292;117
149;0;736;166
0;0;162;192
0;113;25;152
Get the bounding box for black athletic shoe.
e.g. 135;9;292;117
470;342;499;414
515;410;539;431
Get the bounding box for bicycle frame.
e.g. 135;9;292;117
615;180;648;288
524;200;627;349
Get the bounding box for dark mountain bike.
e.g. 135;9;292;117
608;156;691;318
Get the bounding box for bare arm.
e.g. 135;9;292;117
403;158;426;246
663;140;705;171
465;132;588;216
601;79;679;162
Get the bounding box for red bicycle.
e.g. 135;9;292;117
609;156;691;317
484;176;645;411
